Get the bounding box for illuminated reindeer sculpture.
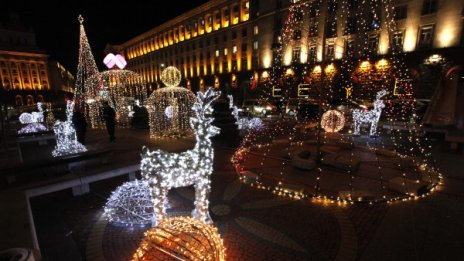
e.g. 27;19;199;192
141;88;220;226
352;90;387;136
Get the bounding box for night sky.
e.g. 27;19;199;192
1;0;206;74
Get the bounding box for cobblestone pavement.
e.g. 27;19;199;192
29;139;464;261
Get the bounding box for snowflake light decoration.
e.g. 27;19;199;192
132;216;226;261
18;103;47;134
104;180;155;226
352;90;387;136
52;101;87;157
141;88;220;226
148;67;196;139
321;110;345;133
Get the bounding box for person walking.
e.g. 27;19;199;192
102;101;116;142
72;105;87;144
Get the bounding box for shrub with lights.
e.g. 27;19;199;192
147;66;196;139
141;87;220;226
18;102;48;134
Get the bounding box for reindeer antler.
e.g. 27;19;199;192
192;87;221;118
376;90;388;100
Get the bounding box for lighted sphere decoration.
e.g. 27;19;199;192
148;67;196;139
132;217;226;261
85;70;147;127
321;110;345;133
104;180;154;226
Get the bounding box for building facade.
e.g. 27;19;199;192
114;0;464;99
0;14;75;106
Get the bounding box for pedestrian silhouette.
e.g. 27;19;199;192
102;101;116;142
72;105;87;144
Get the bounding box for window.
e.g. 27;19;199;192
369;35;379;50
328;0;338;14
242;43;247;52
422;0;438;15
326;44;335;59
392;31;404;51
223;35;228;42
326;21;337;38
223;61;228;71
346;17;357;35
253;25;259;35
309;23;318;37
242;28;247;37
308;8;317;18
253;40;259;50
293;30;302;40
308;46;317;63
349;0;358;9
224;48;228;55
241;58;248;71
232;60;238;71
345;40;355;55
232;31;237;39
395;5;408;20
233;45;238;54
418;25;434;48
215;50;220;57
295;11;303;22
292;48;301;63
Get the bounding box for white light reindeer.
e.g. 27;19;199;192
352;90;387;136
141;88;220;226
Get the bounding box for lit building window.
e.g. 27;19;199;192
224;48;228;55
369;34;379;50
233;45;238;54
394;5;408;20
253;40;259;50
418;25;434;48
253;25;259;35
392;31;404;51
326;44;335;59
292;48;301;63
215;50;220;57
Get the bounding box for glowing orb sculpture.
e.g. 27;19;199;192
321;110;345;133
352;90;387;136
148;67;196;139
132;216;226;261
142;88;220;226
104;180;154;226
160;66;182;87
52;101;87;157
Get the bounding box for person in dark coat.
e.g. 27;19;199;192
72;106;87;144
102;101;116;142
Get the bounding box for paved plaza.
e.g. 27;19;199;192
1;128;464;261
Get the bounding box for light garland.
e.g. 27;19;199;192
352;90;386;136
148;67;196;139
85;70;148;127
321;110;345;133
132;216;226;261
228;95;263;130
52;101;87;157
141;88;220;226
18;102;47;134
104;180;155;226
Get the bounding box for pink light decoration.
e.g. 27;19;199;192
103;53;127;69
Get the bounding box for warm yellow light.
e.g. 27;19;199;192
262;51;272;68
359;61;372;72
285;68;294;76
403;29;417;52
261;71;270;79
325;63;336;74
375;59;390;71
313;65;322;74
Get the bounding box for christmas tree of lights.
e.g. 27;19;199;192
75;15;101;128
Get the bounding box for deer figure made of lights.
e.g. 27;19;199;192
52;101;87;157
141;88;221;226
352;90;387;136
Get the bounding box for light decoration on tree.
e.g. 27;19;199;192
132;216;226;261
147;66;196;139
352;90;386;136
52;101;87;157
104;180;155;226
228;95;263;130
45;102;55;129
18;102;47;134
75;15;101;128
85;70;147;127
141;88;220;226
321;110;345;133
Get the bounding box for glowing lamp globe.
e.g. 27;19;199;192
161;66;182;87
104;180;154;226
321;110;345;133
132;217;226;261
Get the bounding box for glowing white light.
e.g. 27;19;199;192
18;103;47;134
164;105;174;119
228;95;263;130
104;180;155;226
141;88;220;226
103;53;127;69
52;101;87;157
352;90;387;136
